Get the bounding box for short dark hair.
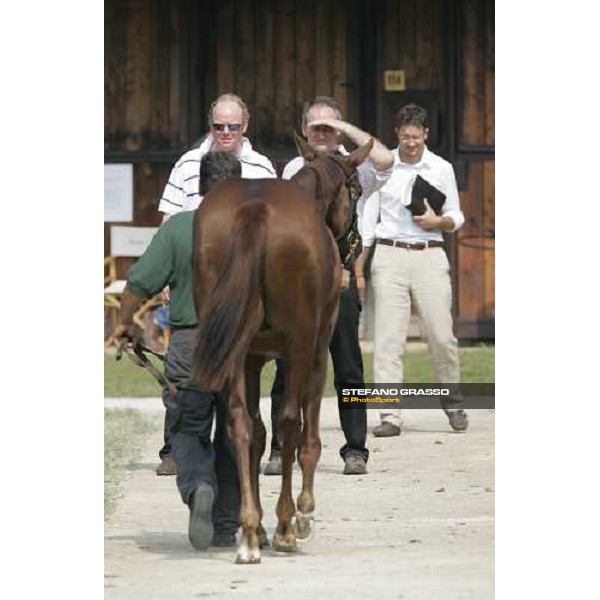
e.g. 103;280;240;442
301;96;343;127
394;103;429;129
199;151;242;195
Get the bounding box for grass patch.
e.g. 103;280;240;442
104;349;165;397
104;409;158;519
105;344;494;398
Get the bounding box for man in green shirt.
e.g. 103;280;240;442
113;152;242;550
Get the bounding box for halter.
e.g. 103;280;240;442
303;153;362;241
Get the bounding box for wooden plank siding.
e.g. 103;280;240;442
273;0;296;149
375;0;445;151
458;0;495;149
483;0;495;146
254;0;275;150
454;0;495;336
455;160;495;333
294;0;316;131
457;161;485;321
105;0;187;270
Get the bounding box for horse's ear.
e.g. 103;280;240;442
346;138;374;168
295;132;316;162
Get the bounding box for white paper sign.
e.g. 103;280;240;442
110;226;159;257
104;164;134;222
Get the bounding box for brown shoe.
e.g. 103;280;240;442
156;456;177;476
373;422;401;437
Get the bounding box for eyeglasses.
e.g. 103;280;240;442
212;123;242;132
398;134;424;143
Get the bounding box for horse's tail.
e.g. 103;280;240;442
193;201;268;390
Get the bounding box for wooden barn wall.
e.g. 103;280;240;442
104;0;495;338
105;0;187;153
207;0;360;163
454;0;495;337
375;0;446;151
457;0;495;149
104;0;204;276
456;161;495;328
371;0;495;337
104;0;360;273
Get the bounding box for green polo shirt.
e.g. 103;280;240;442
126;211;196;327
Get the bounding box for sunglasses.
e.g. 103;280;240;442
212;123;242;132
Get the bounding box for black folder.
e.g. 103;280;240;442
406;175;446;216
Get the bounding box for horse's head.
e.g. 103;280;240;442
294;133;374;240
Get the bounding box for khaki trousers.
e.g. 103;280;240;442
370;244;459;427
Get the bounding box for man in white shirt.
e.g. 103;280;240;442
265;96;393;476
155;93;277;476
158;93;276;219
357;103;468;436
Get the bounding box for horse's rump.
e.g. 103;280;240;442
192;179;338;390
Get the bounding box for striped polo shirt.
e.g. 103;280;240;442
158;135;277;215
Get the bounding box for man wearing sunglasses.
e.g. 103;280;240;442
158;93;276;219
154;93;277;476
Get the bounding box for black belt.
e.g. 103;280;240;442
376;239;444;250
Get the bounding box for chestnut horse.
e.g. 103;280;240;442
191;135;373;564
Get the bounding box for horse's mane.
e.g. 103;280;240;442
291;153;351;216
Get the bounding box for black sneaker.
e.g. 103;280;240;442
188;483;214;551
447;409;469;432
263;449;282;475
373;422;401;437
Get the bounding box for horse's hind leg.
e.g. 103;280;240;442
272;347;312;553
227;372;261;564
245;355;269;548
296;341;328;541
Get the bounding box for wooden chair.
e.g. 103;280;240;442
104;226;167;347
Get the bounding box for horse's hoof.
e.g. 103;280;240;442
295;511;315;542
235;554;261;564
272;531;298;553
235;542;261;564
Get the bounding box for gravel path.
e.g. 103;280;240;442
105;398;494;599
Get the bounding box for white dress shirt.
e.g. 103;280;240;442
158;135;277;215
361;147;464;246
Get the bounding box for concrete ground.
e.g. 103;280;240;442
104;398;494;599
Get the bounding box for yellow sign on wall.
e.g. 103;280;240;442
384;70;406;91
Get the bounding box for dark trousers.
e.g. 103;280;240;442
270;278;369;461
159;325;189;459
162;328;240;536
269;357;285;453
212;398;241;536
